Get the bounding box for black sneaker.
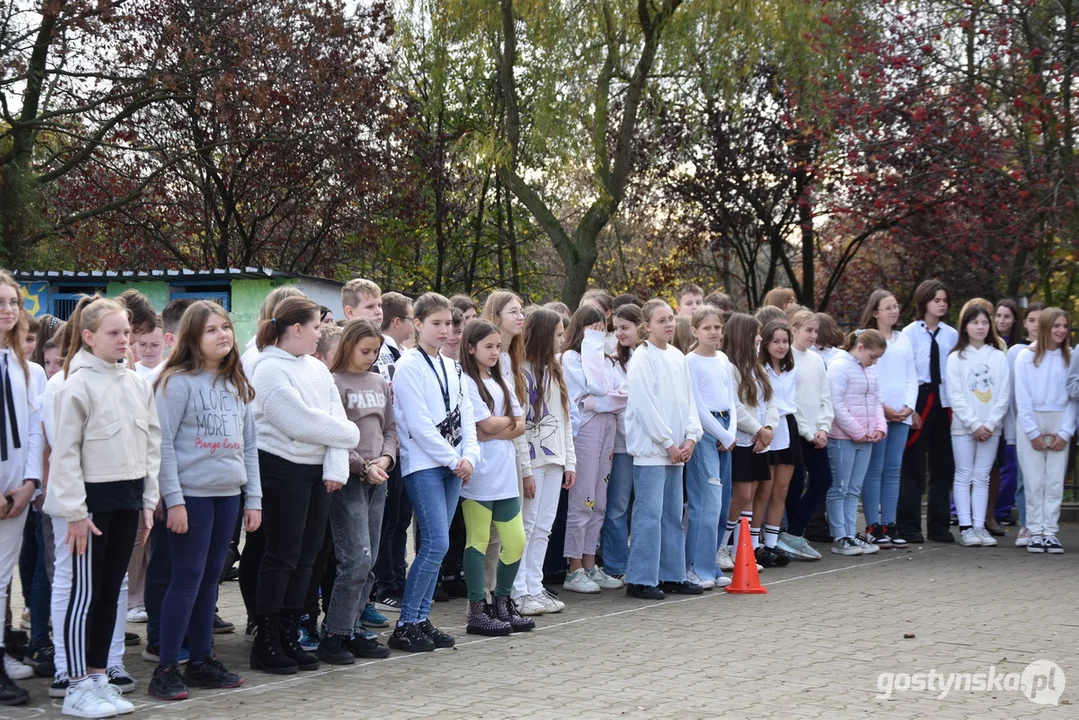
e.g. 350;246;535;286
387;623;435;653
625;584;665;600
866;523;892;549
125;631;141;647
432;583;450;603
48;675;69;699
315;634;355;666
928;530;955;544
769;546;792;567
417;620;455;648
754;545;780;568
0;650;29;706
148;664;189;701
1043;535;1065;554
374;596;403;614
183;655;244;689
213;614;235;634
108;665;137;693
659;581;704;595
346;632;391;659
244;618;257;642
25;642;55;677
885;523;908;547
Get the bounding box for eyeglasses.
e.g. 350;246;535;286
501;309;524;318
0;300;21;310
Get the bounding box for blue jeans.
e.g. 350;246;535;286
626;464;686;587
826;439;874;539
685;423;732;582
160;496;238;666
401;467;462;624
600;452;634;576
862;422;910;526
29;510;51;647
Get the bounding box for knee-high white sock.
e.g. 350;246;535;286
721;520;736;550
750;527;761;550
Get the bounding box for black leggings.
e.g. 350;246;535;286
65;510;138;676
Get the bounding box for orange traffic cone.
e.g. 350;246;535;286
725;516;767;594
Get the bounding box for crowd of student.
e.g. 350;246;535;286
0;269;1075;718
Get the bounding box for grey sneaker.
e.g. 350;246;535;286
830;537;862;556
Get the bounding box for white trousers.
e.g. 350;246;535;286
0;508;28;648
951;434;999;528
512;465;563;598
50;516;128;677
1016;416;1068;537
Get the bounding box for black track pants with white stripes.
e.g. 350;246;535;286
65;510;139;677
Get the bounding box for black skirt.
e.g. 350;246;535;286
732;445;772;483
769;415;804;466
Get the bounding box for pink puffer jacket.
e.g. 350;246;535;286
827;353;887;441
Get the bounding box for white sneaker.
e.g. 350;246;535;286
62;679;118;718
853;535;880;554
831;537;863;556
975;527;997;547
714;574;732;588
717;546;735;571
959;528;984;547
686;570;714;590
4;653;33;680
94;676;134;715
125;606;147;623
513;595;547;616
1015;527;1032;547
586;565;624;589
20;608;31;630
540;589;565;612
562;568;602;594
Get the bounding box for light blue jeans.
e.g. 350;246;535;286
600;452;634;576
862;422;910;526
400;466;462;624
826;439;874;539
626;464;686;587
685;420;732;582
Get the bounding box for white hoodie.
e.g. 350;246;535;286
625;341;703;466
1014;346;1077;441
945;343;1011;436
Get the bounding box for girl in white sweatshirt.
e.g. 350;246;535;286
685;306;736;589
946;305;1011;548
624;300;702;599
512;308;576;614
249;296;359;675
1013;308;1076;554
390;293;480;649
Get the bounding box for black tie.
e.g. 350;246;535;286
0;354;21;462
929;328;941;386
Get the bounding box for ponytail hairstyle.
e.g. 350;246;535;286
951;304;1002;359
522;307;570;418
0;270;29;379
116;289;158;336
858;289;897;332
611;303;641;371
481;290;526;404
255;296;319;351
843;327;888;353
721;312;772;406
330;317;382;374
814;312;844;349
459;319;512;416
1032;307;1072;368
758;320;795;374
562;304;606;356
30;313;63;366
63;295;128;377
156;300;254;403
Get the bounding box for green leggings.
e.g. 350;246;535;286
462;497;525;603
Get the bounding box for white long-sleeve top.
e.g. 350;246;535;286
731;365;779;449
792;347;834;441
251;346;358;483
0;350;44;494
606;356;631;453
522;360;577;472
902;320;959;407
945;343;1011;436
1003;342;1030;444
765;364;799;451
1013;347;1077;441
686;351;737;449
563;329;626;430
875;330;919;424
500;351;532;480
625;341;703;465
393;347;481;477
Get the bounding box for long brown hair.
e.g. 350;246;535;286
858;289;896;332
522;307;569;418
563;304;606;356
30;313;63;366
459;319;513;416
722;313;772;406
951;304;1003;359
329;317;382;374
1032;308;1072;367
612;304;641;371
482;290;526;404
155;301;255;403
759;320;795;374
0;271;29;379
63;295;127;378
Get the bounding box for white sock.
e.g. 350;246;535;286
764;524;780;549
750;527;761;550
721;521;736;549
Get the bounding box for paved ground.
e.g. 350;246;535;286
4;524;1077;720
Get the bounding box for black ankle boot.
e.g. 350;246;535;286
249;615;298;675
465;601;511;637
0;649;29;706
493;596;535;633
280;612;320;671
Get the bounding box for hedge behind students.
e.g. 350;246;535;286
45;295;160;717
946;304;1011;548
249;296;359;675
149;301;262;700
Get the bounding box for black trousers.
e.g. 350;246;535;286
897;384;954;537
239;526;263;621
256;452;330;617
304;526;336;618
65;510;138;676
372;462;411;600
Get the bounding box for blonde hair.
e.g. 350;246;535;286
844;327;887;352
482;290;526;404
63;295;128;377
0;271;29;379
341;278;381;311
258;286;304;324
316;324;343;358
789;309;818;330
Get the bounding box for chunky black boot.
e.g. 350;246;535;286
0;649;30;706
493;596;535;633
249;615;298;675
465;601;511;637
316;634;355;666
280;612;320;671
